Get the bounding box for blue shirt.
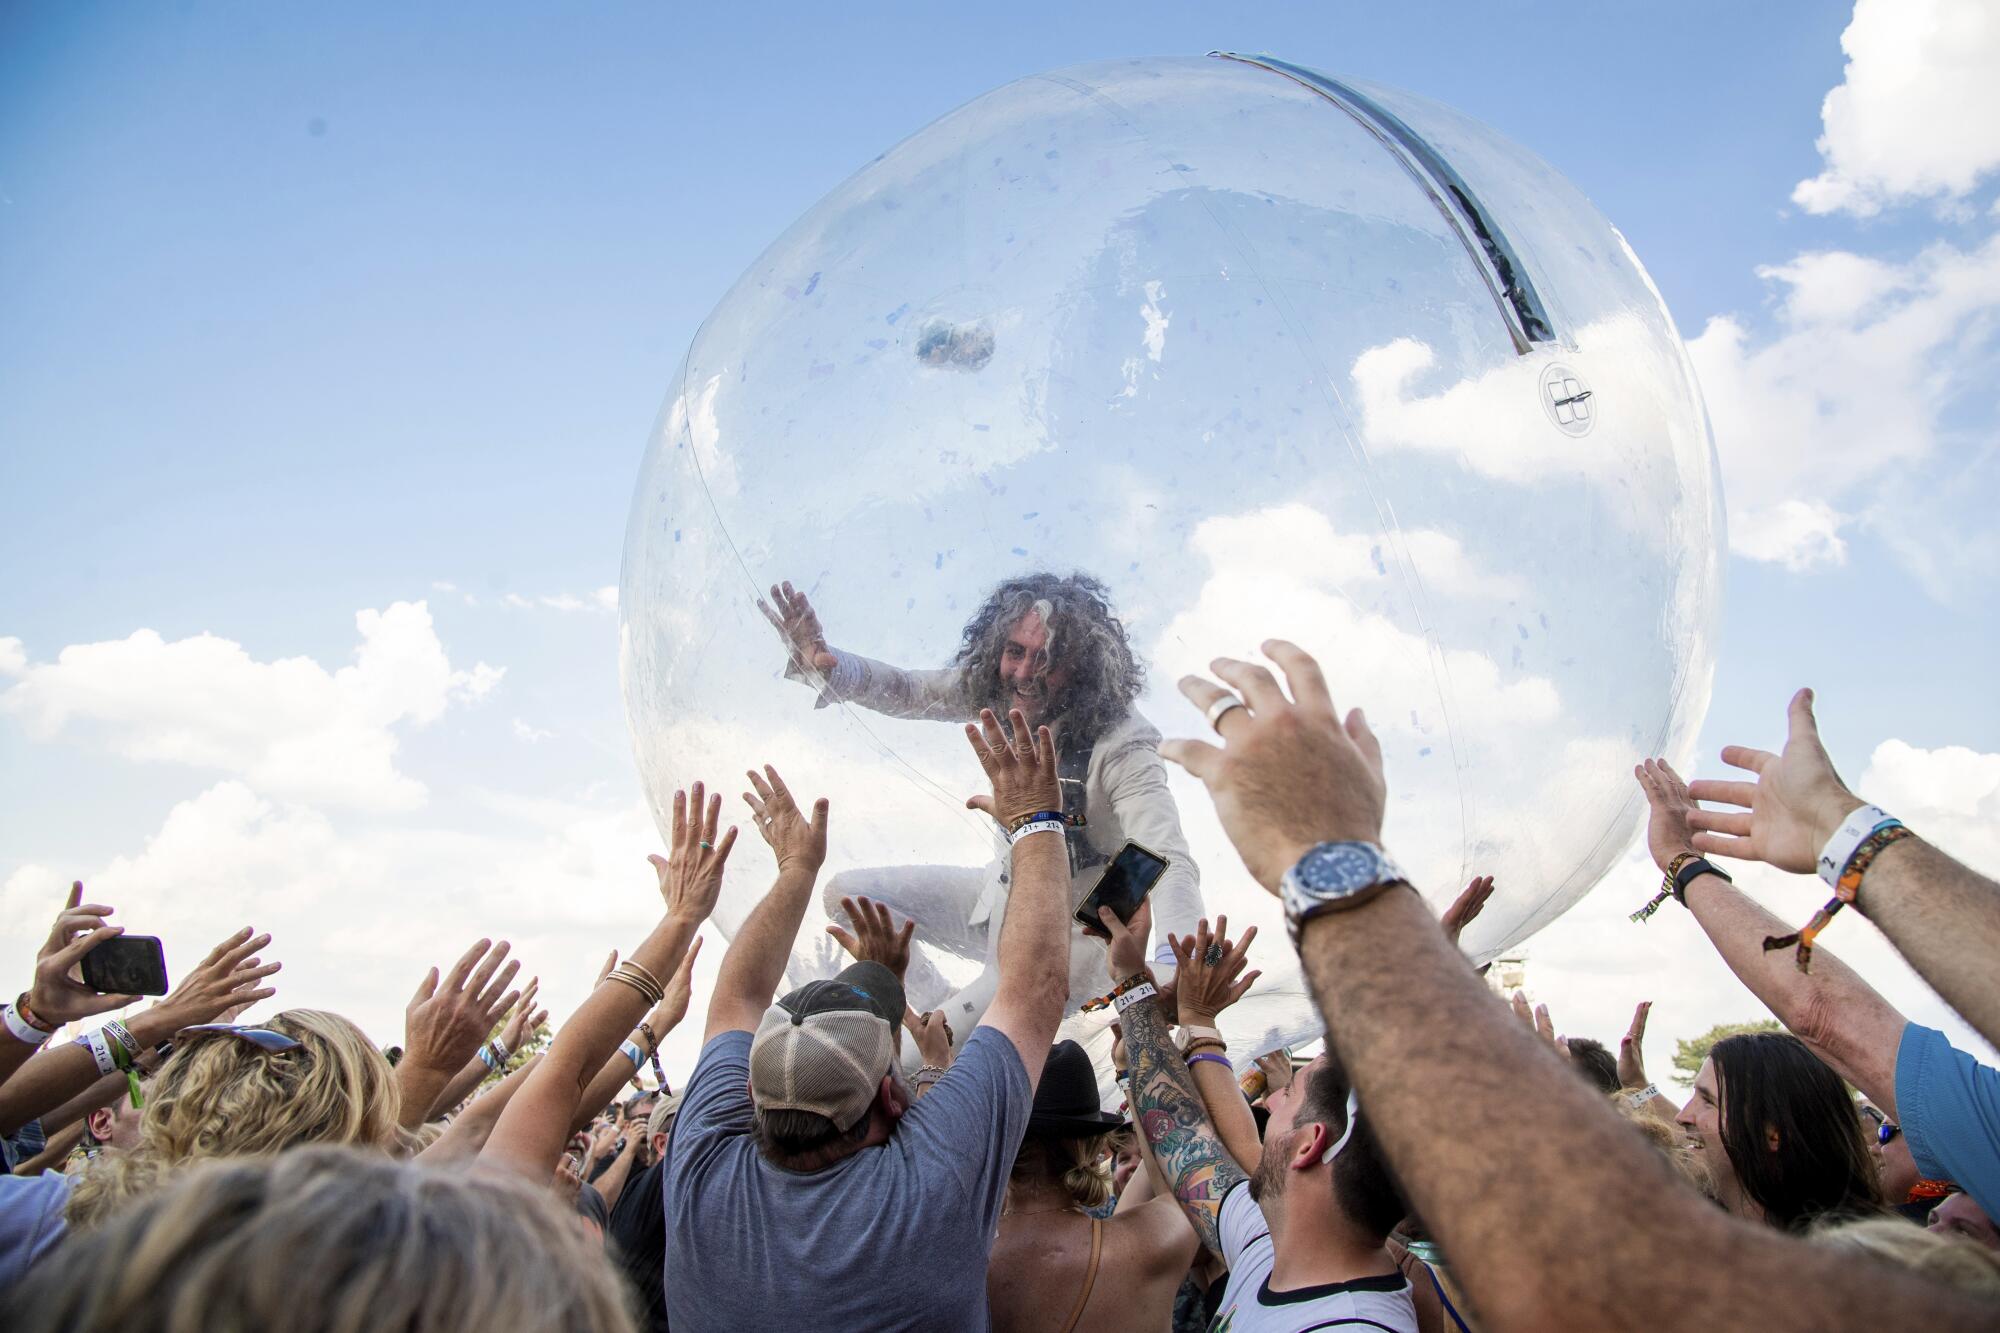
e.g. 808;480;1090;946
0;1170;70;1295
1895;1023;2000;1218
661;1025;1030;1332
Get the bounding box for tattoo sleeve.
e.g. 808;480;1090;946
1122;993;1248;1255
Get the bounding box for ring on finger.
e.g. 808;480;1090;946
1202;942;1224;967
699;839;713;851
1205;695;1247;733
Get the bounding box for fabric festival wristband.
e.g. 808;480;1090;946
1816;805;1895;888
2;1004;49;1048
619;1040;645;1069
1009;819;1065;846
1187;1052;1232;1073
1112;982;1158;1015
77;1028;118;1076
478;1045;501;1071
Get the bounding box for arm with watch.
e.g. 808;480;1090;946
1153;642;1988;1332
1634;758;1908;1115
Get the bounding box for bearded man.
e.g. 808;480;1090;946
762;572;1202;1038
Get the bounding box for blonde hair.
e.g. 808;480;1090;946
66;1009;401;1229
1811;1216;2000;1296
1013;1132;1115;1211
6;1147;635;1333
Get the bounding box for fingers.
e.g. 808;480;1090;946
1211;657;1287;714
50;923;125;970
1226;969;1261;1006
1718;744;1774;776
443;938;489;993
411;966;440;1007
1686;808;1751;837
1344;708;1381;771
1158;737;1222;781
66;880;83;911
756;596;785;633
1510;992;1533;1027
712;824;740;864
701;786;720;843
1625;999;1651;1045
977;708;1008;760
1007;708;1034;761
965;793;995;817
826;924;859;959
467;939;512;998
199;927;255;969
1180;676;1252;741
1261;639;1332;714
809;796;829;840
214;931;272;976
671;788;687;849
1534;1003;1555;1044
476;958;522;1015
745;768;773;804
1690;831;1753;859
675;935;703;979
1786;687;1819;748
1686;778;1756;809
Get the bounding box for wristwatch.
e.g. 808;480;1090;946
1281;842;1411;942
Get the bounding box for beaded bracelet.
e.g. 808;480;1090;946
1763;823;1913;972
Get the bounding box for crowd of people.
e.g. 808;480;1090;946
2;623;1998;1330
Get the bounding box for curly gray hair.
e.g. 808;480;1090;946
953;572;1143;744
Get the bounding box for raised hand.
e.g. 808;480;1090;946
905;1008;954;1070
1100;898;1155;985
28;882;138;1025
1441;875;1496;949
650;781;738;924
743;765;829;874
652;935;703;1032
757;580;837;675
1618;1000;1653;1090
1632;758;1704;875
404;939;522;1076
499;978;543;1053
963;706;1060;828
151;927;282;1030
1159;640;1386;894
1684;688;1864;875
1255;1048;1294;1097
826;896;916;982
1165;916;1261;1025
1511;991;1569;1060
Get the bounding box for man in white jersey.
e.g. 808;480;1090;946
1104;909;1418;1333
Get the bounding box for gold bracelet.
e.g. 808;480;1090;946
603;970;660;1007
622;959;665;995
615;964;666;1006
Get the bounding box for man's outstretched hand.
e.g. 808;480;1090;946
963;707;1060;828
1684;688;1864;875
1160;639;1386;894
743;765;829;875
827;895;916;983
758;580;838;676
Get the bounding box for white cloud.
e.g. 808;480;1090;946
498;589;618;614
1793;0;2000;216
0;602;500;812
1686;233;2000;573
0;637;24;677
512;718;555;743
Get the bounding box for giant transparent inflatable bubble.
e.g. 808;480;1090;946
622;54;1722;1070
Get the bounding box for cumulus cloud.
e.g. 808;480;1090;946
1793;0;2000;216
1687;233;2000;574
0;602;500;812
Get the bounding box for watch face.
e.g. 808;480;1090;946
1297;842;1389;896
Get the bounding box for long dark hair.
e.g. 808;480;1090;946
1711;1032;1883;1231
952;572;1143;744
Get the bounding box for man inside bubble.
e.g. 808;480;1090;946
760;572;1203;1042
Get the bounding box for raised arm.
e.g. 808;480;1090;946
393;940;521;1132
0;885;143;1094
704;766;829;1041
965;707;1067;1088
1102;902;1247;1257
1156;639;1991;1332
0;927;278;1137
1684;688;2000;1050
1162;916;1263;1174
569;941;700;1136
480;785;727;1183
761;580;974;720
425;977;543;1123
1637;758;1907;1112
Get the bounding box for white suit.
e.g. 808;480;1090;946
790;648;1203;1035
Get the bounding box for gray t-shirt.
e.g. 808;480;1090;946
662;1025;1031;1332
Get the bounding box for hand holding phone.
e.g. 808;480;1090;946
1074;842;1170;938
79;935;170;997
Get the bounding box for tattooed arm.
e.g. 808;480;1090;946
1101;903;1246;1256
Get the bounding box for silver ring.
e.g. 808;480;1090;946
1203;942;1224;967
1204;695;1247;733
699;840;713;851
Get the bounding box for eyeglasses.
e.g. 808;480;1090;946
174;1023;302;1053
1879;1121;1902;1147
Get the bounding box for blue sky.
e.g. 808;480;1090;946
3;1;1996;1077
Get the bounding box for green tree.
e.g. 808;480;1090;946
1671;1019;1782;1087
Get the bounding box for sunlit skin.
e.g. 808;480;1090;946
1110;1135;1142;1197
998;609;1069;728
1928;1191;2000;1252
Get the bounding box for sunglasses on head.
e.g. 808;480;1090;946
175;1023;302;1053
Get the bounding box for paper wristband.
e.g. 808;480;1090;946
1817;805;1894;888
78;1028;118;1076
1112;982;1158;1014
1;1005;48;1047
619;1040;645;1069
1009;820;1065;846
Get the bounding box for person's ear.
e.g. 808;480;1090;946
880;1074;909;1122
86;1107;114;1142
1765;1123;1782;1153
652;1132;669;1160
1291;1122;1330;1173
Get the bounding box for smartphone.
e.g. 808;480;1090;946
1074;841;1170;937
79;935;170;996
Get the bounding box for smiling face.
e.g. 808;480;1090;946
997;608;1070;727
1250;1054;1326;1203
1677;1058;1738;1206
